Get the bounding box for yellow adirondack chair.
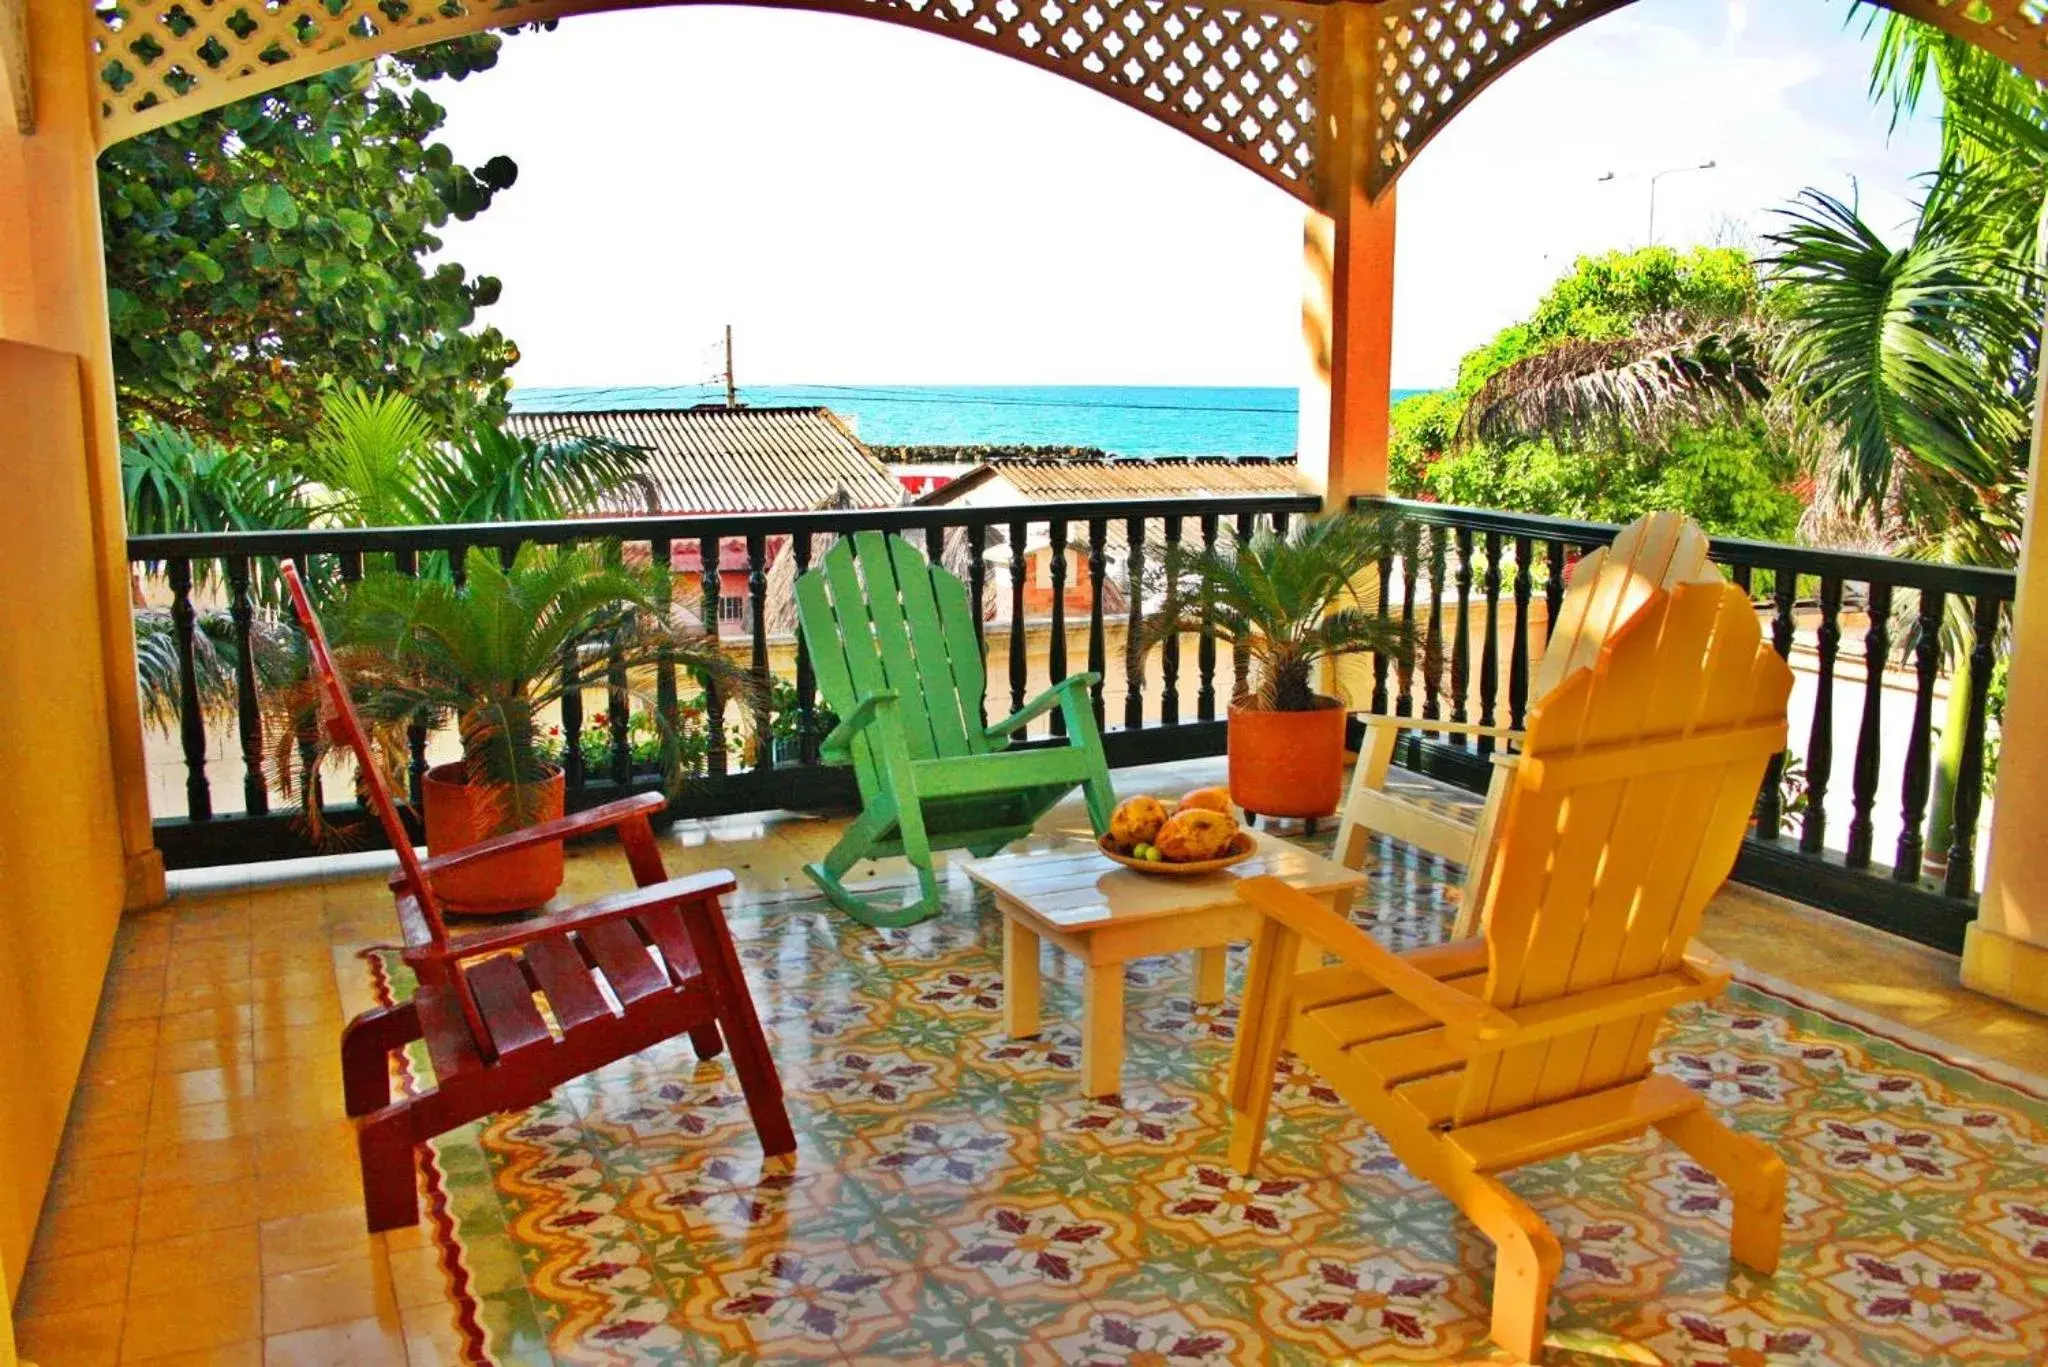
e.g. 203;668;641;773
1336;510;1717;934
1228;576;1791;1365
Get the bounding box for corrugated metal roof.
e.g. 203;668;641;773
506;406;905;515
919;457;1305;506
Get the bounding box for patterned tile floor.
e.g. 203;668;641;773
19;759;2048;1365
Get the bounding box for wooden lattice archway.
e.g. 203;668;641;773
79;0;2048;207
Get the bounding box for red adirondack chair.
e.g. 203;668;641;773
279;563;795;1232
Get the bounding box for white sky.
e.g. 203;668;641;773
427;0;1941;392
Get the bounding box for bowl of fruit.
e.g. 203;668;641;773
1098;789;1255;875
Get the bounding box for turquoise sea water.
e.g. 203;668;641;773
510;384;1429;458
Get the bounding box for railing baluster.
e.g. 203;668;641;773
1845;582;1892;869
1125;516;1146;731
1397;522;1421;718
560;637;584;791
1423;527;1446;724
1161;515;1182;725
925;524;944;568
1543;539;1566;643
167;556;212;822
1508;535;1532;733
608;593;631;788
747;532;772;768
1197;513;1219;721
450;543;469;588
288;554;324;816
497;542;517;570
700;534;727;778
1945;592;2002;898
1755;572;1799;840
1370;544;1393;715
1477;530;1501;756
1009;519;1028;729
1233;511;1254;702
226;556;267;816
793;533;817;766
1048;519;1069;738
1799;577;1842;854
968;522;988;729
653;537;680;776
1450;527;1473;744
1087;519;1108;730
394;552;428;802
338;551;362;584
1895;588;1945;881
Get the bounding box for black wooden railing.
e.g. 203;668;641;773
129;493;1317;870
1358;497;2014;953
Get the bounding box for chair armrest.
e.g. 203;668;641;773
1236;875;1517;1043
985;672;1100;742
431;870;739;961
817;690;899;763
394;792;668;891
1353;712;1520;743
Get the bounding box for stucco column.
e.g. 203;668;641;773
1295;0;1395;506
0;0;164;910
1962;355;2048;1013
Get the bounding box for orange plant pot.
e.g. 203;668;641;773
1227;695;1347;820
421;762;566;914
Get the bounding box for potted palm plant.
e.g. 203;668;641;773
1136;511;1411;823
271;543;752;913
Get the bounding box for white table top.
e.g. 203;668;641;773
965;828;1366;931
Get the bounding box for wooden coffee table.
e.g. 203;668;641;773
966;829;1367;1098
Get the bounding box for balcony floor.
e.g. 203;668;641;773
19;759;2048;1365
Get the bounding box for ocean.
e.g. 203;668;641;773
509;384;1430;459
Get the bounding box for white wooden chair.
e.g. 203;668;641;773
1336;512;1716;935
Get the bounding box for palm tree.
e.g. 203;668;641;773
270;543;756;839
1133;512;1411;712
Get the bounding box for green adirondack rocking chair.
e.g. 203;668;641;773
796;531;1117;927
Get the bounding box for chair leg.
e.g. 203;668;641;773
1443;1171;1562;1365
357;1106;421;1233
683;897;798;1159
341;1003;420;1119
1656;1107;1786;1274
689;1021;725;1061
1225;920;1299;1175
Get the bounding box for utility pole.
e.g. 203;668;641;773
723;324;737;408
1595;160;1719;245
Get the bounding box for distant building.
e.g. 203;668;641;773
507;404;904;634
914;456;1305;621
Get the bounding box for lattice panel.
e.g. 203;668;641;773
1369;0;1625;195
89;0;1321;197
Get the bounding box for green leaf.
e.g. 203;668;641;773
335;208;374;246
263;183;299;230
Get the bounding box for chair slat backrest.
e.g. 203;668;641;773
1530;512;1716;700
796;533;991;779
279;563;451;955
1456;578;1791;1126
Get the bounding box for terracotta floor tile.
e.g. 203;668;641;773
92;1017;163;1053
158;1006;257;1046
121;1341;263;1366
249;1026;335;1063
155;1037;249;1077
16;1303;125;1366
146;1099;263;1151
154;1065;258;1111
32;1193;139;1260
395;1304;470;1367
83;1043;162;1087
119;1277;261;1359
14;1243;131;1317
254;1159;362;1221
253;1122;357;1177
259;1257;395;1336
60;1121;151;1163
47;1147;149;1210
129;1226;262;1298
142;1137;258;1190
258;1208;380;1277
259;1314;409;1367
381;1242;453;1311
135;1176;261;1243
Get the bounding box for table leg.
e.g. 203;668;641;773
1194;944;1228;1005
1081;962;1125;1099
1002;912;1042;1040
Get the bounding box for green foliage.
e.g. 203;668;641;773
270;544;756;838
1390;246;1800;541
100;37;520;449
122;424;310;538
1136;512;1412;712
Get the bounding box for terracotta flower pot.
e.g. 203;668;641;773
1228;695;1347;820
421;762;566;914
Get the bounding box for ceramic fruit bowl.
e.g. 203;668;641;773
1098;831;1255;876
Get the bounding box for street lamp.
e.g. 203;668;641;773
1595;160;1719;244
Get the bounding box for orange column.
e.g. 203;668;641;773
1964;349;2048;1012
1295;1;1396;505
0;0;163;912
